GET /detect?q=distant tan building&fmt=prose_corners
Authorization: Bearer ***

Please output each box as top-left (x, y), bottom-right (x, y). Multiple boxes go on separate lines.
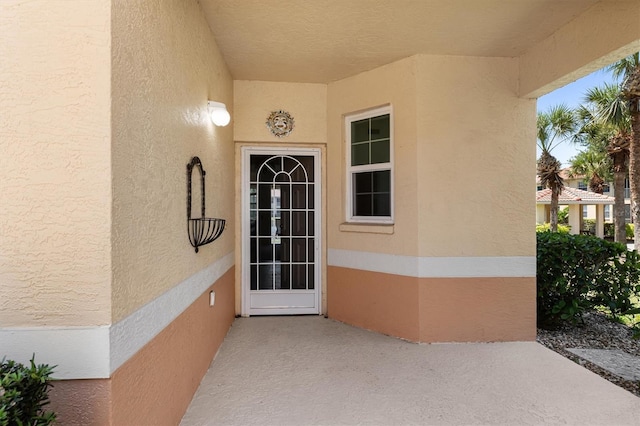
top-left (536, 168), bottom-right (631, 226)
top-left (536, 186), bottom-right (615, 236)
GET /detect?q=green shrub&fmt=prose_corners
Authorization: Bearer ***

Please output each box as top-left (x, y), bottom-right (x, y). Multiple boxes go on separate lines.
top-left (536, 223), bottom-right (571, 233)
top-left (558, 207), bottom-right (569, 224)
top-left (604, 222), bottom-right (615, 238)
top-left (583, 218), bottom-right (596, 234)
top-left (627, 223), bottom-right (635, 240)
top-left (0, 356), bottom-right (56, 426)
top-left (536, 232), bottom-right (640, 328)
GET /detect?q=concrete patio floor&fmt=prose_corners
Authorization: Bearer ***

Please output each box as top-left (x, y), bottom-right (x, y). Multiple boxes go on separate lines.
top-left (181, 316), bottom-right (640, 425)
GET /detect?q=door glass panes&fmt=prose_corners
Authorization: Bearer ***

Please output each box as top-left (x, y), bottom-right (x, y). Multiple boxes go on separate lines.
top-left (308, 265), bottom-right (315, 289)
top-left (250, 265), bottom-right (257, 290)
top-left (292, 238), bottom-right (306, 262)
top-left (292, 211), bottom-right (306, 235)
top-left (308, 212), bottom-right (315, 236)
top-left (291, 264), bottom-right (306, 289)
top-left (292, 185), bottom-right (307, 209)
top-left (249, 154), bottom-right (316, 292)
top-left (280, 238), bottom-right (290, 262)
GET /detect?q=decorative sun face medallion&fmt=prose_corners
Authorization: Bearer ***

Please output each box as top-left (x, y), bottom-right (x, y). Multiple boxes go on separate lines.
top-left (266, 110), bottom-right (295, 137)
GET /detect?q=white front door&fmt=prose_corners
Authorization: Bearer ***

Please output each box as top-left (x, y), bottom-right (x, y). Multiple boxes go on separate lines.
top-left (242, 148), bottom-right (321, 315)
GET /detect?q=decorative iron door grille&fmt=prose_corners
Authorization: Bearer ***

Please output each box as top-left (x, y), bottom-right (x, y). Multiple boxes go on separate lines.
top-left (245, 151), bottom-right (320, 315)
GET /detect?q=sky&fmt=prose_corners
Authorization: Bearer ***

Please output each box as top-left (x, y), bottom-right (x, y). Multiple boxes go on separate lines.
top-left (536, 66), bottom-right (620, 167)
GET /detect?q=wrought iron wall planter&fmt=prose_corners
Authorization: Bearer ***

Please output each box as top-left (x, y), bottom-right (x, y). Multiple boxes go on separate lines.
top-left (187, 156), bottom-right (225, 253)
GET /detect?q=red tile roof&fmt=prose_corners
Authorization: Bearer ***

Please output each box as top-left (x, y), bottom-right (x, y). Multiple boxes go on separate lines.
top-left (536, 187), bottom-right (615, 205)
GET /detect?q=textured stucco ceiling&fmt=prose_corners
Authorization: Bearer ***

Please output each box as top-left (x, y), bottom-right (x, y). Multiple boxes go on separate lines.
top-left (200, 0), bottom-right (600, 83)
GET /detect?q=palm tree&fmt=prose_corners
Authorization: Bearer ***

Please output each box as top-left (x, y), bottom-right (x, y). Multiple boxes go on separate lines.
top-left (537, 104), bottom-right (577, 232)
top-left (609, 53), bottom-right (640, 248)
top-left (569, 149), bottom-right (611, 194)
top-left (577, 86), bottom-right (630, 243)
top-left (608, 133), bottom-right (632, 242)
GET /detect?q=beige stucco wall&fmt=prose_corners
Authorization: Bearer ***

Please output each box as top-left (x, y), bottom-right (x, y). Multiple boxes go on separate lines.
top-left (234, 81), bottom-right (327, 143)
top-left (327, 57), bottom-right (420, 257)
top-left (326, 55), bottom-right (534, 258)
top-left (520, 0), bottom-right (640, 98)
top-left (0, 1), bottom-right (112, 327)
top-left (111, 0), bottom-right (234, 322)
top-left (415, 55), bottom-right (536, 257)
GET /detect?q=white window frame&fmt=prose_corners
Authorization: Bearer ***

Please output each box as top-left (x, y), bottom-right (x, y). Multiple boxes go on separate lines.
top-left (345, 105), bottom-right (394, 224)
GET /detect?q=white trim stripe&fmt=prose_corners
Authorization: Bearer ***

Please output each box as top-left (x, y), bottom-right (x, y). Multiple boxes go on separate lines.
top-left (328, 249), bottom-right (535, 278)
top-left (110, 251), bottom-right (234, 373)
top-left (0, 326), bottom-right (110, 379)
top-left (0, 253), bottom-right (234, 380)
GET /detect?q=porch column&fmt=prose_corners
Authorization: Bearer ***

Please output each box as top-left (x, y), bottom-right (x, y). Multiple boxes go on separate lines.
top-left (536, 204), bottom-right (547, 224)
top-left (595, 204), bottom-right (605, 238)
top-left (568, 204), bottom-right (581, 235)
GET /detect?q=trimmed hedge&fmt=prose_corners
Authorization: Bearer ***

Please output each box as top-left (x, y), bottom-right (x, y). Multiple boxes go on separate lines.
top-left (583, 218), bottom-right (596, 234)
top-left (603, 223), bottom-right (634, 241)
top-left (537, 232), bottom-right (640, 328)
top-left (604, 222), bottom-right (614, 238)
top-left (536, 223), bottom-right (571, 233)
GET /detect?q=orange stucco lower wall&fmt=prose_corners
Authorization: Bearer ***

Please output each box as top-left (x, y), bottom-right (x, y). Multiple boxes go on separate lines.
top-left (49, 379), bottom-right (112, 425)
top-left (48, 267), bottom-right (235, 425)
top-left (111, 267), bottom-right (235, 425)
top-left (418, 277), bottom-right (536, 342)
top-left (328, 266), bottom-right (536, 343)
top-left (327, 267), bottom-right (420, 341)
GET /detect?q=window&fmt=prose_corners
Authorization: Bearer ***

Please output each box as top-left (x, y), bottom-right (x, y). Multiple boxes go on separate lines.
top-left (625, 178), bottom-right (631, 199)
top-left (582, 205), bottom-right (588, 218)
top-left (346, 106), bottom-right (393, 222)
top-left (626, 204), bottom-right (631, 223)
top-left (604, 205), bottom-right (610, 220)
top-left (578, 181), bottom-right (587, 190)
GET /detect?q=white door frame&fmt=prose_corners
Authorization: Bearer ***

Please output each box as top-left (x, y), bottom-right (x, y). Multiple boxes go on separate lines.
top-left (241, 146), bottom-right (322, 316)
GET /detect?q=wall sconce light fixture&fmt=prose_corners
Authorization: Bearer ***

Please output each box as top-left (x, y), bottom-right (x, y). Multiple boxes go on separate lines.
top-left (207, 101), bottom-right (231, 126)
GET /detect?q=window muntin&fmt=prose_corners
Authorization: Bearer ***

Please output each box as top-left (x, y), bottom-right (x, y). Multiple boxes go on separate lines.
top-left (346, 107), bottom-right (393, 223)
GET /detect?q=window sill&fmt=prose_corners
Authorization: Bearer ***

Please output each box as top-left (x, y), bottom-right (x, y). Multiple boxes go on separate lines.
top-left (339, 222), bottom-right (394, 234)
